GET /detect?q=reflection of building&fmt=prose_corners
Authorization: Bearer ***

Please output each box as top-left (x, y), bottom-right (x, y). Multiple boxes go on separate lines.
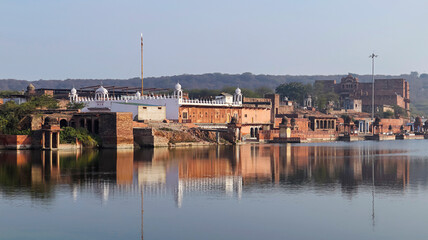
top-left (0, 144), bottom-right (415, 203)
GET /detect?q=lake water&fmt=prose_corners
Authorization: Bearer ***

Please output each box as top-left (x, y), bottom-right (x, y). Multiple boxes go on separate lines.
top-left (2, 140), bottom-right (428, 239)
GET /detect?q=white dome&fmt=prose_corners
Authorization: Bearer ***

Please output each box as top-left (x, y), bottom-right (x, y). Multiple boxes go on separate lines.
top-left (235, 87), bottom-right (241, 95)
top-left (71, 88), bottom-right (77, 95)
top-left (136, 91), bottom-right (141, 97)
top-left (96, 86), bottom-right (108, 95)
top-left (175, 82), bottom-right (182, 91)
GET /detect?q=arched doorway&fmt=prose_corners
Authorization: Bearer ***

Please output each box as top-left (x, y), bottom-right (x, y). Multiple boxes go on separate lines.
top-left (86, 119), bottom-right (92, 133)
top-left (60, 119), bottom-right (68, 128)
top-left (79, 119), bottom-right (85, 128)
top-left (250, 128), bottom-right (254, 138)
top-left (94, 119), bottom-right (99, 134)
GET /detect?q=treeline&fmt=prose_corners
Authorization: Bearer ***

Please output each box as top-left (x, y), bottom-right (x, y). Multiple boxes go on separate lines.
top-left (1, 72), bottom-right (422, 91)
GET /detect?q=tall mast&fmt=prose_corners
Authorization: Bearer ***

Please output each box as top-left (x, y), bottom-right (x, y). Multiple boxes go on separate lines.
top-left (141, 33), bottom-right (144, 94)
top-left (369, 53), bottom-right (378, 122)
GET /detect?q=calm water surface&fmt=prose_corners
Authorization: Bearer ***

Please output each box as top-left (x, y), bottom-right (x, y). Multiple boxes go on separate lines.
top-left (1, 140), bottom-right (428, 240)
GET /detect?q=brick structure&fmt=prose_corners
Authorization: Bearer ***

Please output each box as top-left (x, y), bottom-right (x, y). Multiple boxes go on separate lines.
top-left (84, 112), bottom-right (134, 149)
top-left (0, 135), bottom-right (32, 149)
top-left (27, 112), bottom-right (134, 149)
top-left (315, 74), bottom-right (410, 112)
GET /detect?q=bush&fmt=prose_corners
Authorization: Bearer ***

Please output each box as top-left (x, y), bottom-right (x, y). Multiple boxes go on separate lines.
top-left (67, 102), bottom-right (86, 110)
top-left (60, 127), bottom-right (100, 147)
top-left (159, 127), bottom-right (173, 131)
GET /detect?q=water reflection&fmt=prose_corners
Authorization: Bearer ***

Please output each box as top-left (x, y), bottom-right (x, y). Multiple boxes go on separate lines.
top-left (0, 143), bottom-right (421, 203)
top-left (2, 142), bottom-right (428, 239)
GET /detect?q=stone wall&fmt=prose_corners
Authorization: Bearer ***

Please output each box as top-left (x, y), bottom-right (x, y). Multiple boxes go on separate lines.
top-left (0, 135), bottom-right (32, 149)
top-left (241, 107), bottom-right (271, 124)
top-left (291, 130), bottom-right (338, 141)
top-left (179, 106), bottom-right (240, 123)
top-left (379, 118), bottom-right (406, 134)
top-left (99, 112), bottom-right (134, 149)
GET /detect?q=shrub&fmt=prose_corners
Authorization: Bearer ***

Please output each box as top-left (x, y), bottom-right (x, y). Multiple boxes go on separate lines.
top-left (159, 127), bottom-right (173, 131)
top-left (60, 127), bottom-right (100, 147)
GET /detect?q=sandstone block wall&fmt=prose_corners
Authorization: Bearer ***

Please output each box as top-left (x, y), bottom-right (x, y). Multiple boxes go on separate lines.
top-left (99, 112), bottom-right (134, 149)
top-left (0, 134), bottom-right (32, 149)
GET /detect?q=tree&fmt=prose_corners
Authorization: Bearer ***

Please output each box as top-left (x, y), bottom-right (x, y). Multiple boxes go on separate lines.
top-left (392, 105), bottom-right (407, 118)
top-left (255, 87), bottom-right (273, 97)
top-left (0, 95), bottom-right (59, 135)
top-left (383, 110), bottom-right (394, 119)
top-left (290, 118), bottom-right (296, 127)
top-left (0, 90), bottom-right (22, 97)
top-left (341, 115), bottom-right (352, 124)
top-left (275, 82), bottom-right (310, 105)
top-left (67, 102), bottom-right (86, 110)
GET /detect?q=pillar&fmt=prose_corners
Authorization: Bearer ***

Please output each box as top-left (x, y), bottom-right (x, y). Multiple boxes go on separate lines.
top-left (56, 132), bottom-right (60, 149)
top-left (42, 132), bottom-right (45, 149)
top-left (49, 132), bottom-right (53, 149)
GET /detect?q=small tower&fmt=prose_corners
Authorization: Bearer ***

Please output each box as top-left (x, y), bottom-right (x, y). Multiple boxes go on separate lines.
top-left (69, 87), bottom-right (78, 102)
top-left (174, 82), bottom-right (183, 99)
top-left (26, 83), bottom-right (36, 95)
top-left (233, 87), bottom-right (242, 104)
top-left (304, 94), bottom-right (312, 108)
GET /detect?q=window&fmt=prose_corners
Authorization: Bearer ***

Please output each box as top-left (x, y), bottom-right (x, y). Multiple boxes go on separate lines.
top-left (158, 107), bottom-right (162, 110)
top-left (244, 114), bottom-right (247, 118)
top-left (183, 112), bottom-right (188, 119)
top-left (143, 107), bottom-right (147, 109)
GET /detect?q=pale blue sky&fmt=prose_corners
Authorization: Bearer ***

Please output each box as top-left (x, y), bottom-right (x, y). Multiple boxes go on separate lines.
top-left (1, 0), bottom-right (427, 80)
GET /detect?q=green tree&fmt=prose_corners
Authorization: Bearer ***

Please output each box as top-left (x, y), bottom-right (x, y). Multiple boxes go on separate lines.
top-left (392, 105), bottom-right (408, 118)
top-left (255, 87), bottom-right (273, 97)
top-left (0, 95), bottom-right (59, 135)
top-left (275, 82), bottom-right (310, 104)
top-left (67, 102), bottom-right (86, 110)
top-left (383, 110), bottom-right (394, 119)
top-left (0, 90), bottom-right (22, 97)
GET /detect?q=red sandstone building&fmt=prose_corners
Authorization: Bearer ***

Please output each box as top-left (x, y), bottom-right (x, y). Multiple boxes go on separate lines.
top-left (315, 74), bottom-right (410, 113)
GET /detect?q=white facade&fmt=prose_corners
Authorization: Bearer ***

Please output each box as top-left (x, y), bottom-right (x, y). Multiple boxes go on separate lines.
top-left (70, 84), bottom-right (243, 120)
top-left (138, 105), bottom-right (166, 121)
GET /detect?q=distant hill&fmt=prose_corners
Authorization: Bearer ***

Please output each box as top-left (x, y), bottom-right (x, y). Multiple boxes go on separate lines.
top-left (1, 72), bottom-right (428, 115)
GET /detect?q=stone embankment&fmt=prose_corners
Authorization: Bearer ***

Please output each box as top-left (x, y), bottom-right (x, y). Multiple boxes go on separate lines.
top-left (134, 123), bottom-right (226, 148)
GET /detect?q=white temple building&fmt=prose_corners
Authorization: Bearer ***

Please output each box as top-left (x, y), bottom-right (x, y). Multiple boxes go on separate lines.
top-left (69, 83), bottom-right (243, 120)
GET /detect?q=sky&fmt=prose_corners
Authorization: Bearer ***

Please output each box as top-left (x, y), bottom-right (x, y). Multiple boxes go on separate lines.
top-left (1, 0), bottom-right (428, 80)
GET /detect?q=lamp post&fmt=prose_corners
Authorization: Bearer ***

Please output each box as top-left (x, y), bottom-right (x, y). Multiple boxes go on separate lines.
top-left (369, 53), bottom-right (378, 122)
